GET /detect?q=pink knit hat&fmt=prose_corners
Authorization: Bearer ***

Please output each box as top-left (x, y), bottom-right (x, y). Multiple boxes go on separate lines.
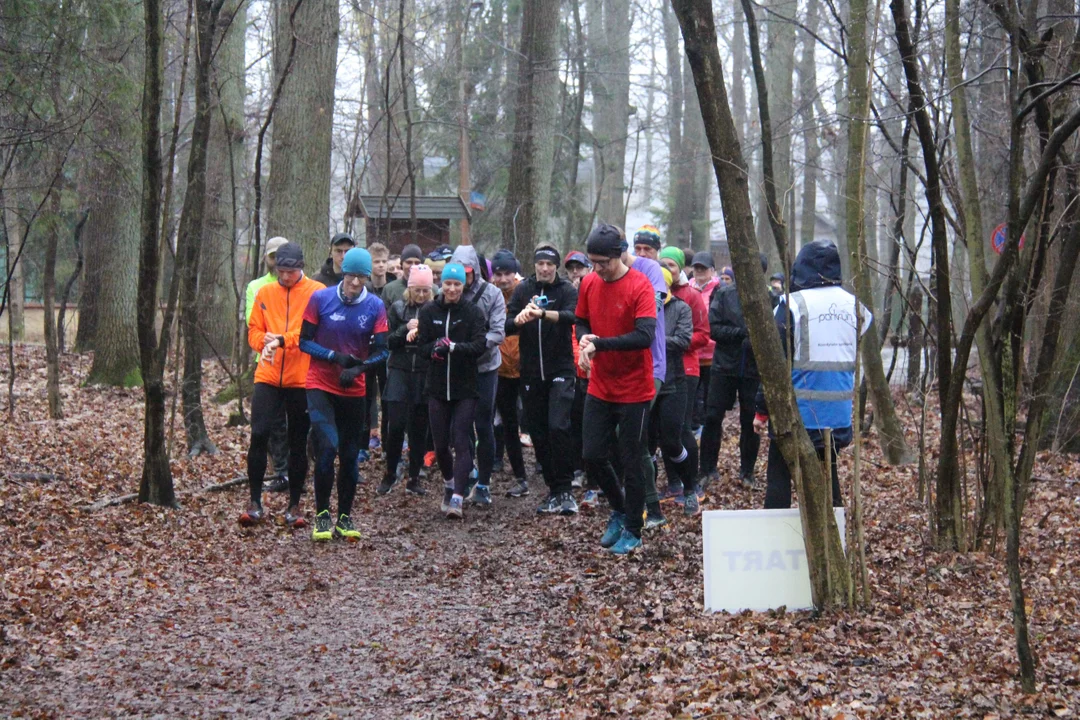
top-left (408, 264), bottom-right (434, 288)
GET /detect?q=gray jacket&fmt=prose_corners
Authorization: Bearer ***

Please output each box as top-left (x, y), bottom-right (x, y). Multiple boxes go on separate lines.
top-left (450, 245), bottom-right (505, 373)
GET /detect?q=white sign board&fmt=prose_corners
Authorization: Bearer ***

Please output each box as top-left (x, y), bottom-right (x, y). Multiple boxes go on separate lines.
top-left (702, 508), bottom-right (846, 613)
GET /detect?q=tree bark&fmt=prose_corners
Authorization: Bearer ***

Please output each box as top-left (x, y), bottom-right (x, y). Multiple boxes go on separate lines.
top-left (3, 196), bottom-right (25, 342)
top-left (43, 176), bottom-right (62, 419)
top-left (796, 0), bottom-right (819, 249)
top-left (200, 0), bottom-right (246, 359)
top-left (847, 0), bottom-right (913, 466)
top-left (561, 0), bottom-right (587, 253)
top-left (178, 0), bottom-right (224, 458)
top-left (763, 0), bottom-right (796, 269)
top-left (501, 0), bottom-right (561, 256)
top-left (138, 0), bottom-right (177, 507)
top-left (663, 0), bottom-right (690, 246)
top-left (81, 4), bottom-right (143, 387)
top-left (590, 0), bottom-right (632, 228)
top-left (266, 0), bottom-right (338, 264)
top-left (673, 0), bottom-right (851, 610)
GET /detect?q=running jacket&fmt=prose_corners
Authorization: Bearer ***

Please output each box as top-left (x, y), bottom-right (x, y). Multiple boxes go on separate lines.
top-left (386, 299), bottom-right (430, 375)
top-left (504, 272), bottom-right (579, 380)
top-left (450, 245), bottom-right (506, 373)
top-left (248, 275), bottom-right (325, 388)
top-left (416, 295), bottom-right (488, 401)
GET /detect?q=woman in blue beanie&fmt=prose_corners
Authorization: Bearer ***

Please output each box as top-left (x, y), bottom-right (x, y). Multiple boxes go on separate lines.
top-left (415, 262), bottom-right (488, 519)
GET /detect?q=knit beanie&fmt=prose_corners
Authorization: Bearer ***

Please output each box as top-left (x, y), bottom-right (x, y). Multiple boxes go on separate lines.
top-left (659, 246), bottom-right (685, 270)
top-left (585, 224), bottom-right (627, 258)
top-left (408, 264), bottom-right (434, 288)
top-left (401, 244), bottom-right (423, 263)
top-left (274, 242), bottom-right (304, 269)
top-left (633, 225), bottom-right (662, 250)
top-left (491, 249), bottom-right (519, 274)
top-left (342, 247), bottom-right (373, 276)
top-left (442, 263), bottom-right (467, 285)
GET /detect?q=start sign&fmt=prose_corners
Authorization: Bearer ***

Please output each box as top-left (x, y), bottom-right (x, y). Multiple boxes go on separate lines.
top-left (702, 508), bottom-right (846, 613)
top-left (990, 222), bottom-right (1025, 255)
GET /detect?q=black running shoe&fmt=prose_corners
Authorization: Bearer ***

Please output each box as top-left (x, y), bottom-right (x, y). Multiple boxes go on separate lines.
top-left (536, 494), bottom-right (561, 515)
top-left (376, 474), bottom-right (397, 496)
top-left (405, 477), bottom-right (427, 496)
top-left (506, 478), bottom-right (529, 498)
top-left (266, 475), bottom-right (289, 493)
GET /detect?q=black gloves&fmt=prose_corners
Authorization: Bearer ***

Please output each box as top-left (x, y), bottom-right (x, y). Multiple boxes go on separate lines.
top-left (339, 366), bottom-right (364, 388)
top-left (332, 352), bottom-right (363, 368)
top-left (431, 337), bottom-right (451, 362)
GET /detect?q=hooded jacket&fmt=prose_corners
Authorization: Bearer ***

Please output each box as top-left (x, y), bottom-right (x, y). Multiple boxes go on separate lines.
top-left (756, 241), bottom-right (871, 448)
top-left (660, 295), bottom-right (693, 392)
top-left (504, 261), bottom-right (579, 381)
top-left (693, 275), bottom-right (721, 365)
top-left (709, 282), bottom-right (760, 379)
top-left (312, 257), bottom-right (343, 289)
top-left (386, 298), bottom-right (430, 375)
top-left (670, 282), bottom-right (710, 377)
top-left (417, 293), bottom-right (489, 401)
top-left (450, 245), bottom-right (506, 373)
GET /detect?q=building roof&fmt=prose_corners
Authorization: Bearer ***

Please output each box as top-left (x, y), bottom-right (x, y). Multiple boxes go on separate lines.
top-left (353, 195), bottom-right (471, 222)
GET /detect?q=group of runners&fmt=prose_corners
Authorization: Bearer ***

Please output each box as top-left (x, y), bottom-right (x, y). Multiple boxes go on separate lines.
top-left (241, 223), bottom-right (870, 555)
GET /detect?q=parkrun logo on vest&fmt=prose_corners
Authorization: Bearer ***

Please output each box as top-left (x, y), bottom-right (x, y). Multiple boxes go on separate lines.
top-left (817, 303), bottom-right (855, 325)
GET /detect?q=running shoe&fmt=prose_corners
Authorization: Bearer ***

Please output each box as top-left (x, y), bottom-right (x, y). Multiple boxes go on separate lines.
top-left (238, 501), bottom-right (264, 527)
top-left (520, 433), bottom-right (533, 447)
top-left (506, 477), bottom-right (529, 497)
top-left (571, 470), bottom-right (585, 489)
top-left (683, 492), bottom-right (700, 516)
top-left (536, 494), bottom-right (561, 515)
top-left (609, 529), bottom-right (642, 555)
top-left (700, 470), bottom-right (719, 490)
top-left (740, 471), bottom-right (756, 489)
top-left (311, 510), bottom-right (333, 542)
top-left (284, 504), bottom-right (306, 528)
top-left (660, 482), bottom-right (685, 504)
top-left (424, 451), bottom-right (436, 468)
top-left (558, 492), bottom-right (579, 516)
top-left (644, 504), bottom-right (668, 530)
top-left (266, 475), bottom-right (289, 493)
top-left (369, 435), bottom-right (381, 451)
top-left (335, 514), bottom-right (362, 541)
top-left (441, 487), bottom-right (454, 514)
top-left (580, 489), bottom-right (600, 509)
top-left (468, 484), bottom-right (492, 508)
top-left (446, 495), bottom-right (464, 519)
top-left (357, 449), bottom-right (370, 464)
top-left (492, 459), bottom-right (504, 475)
top-left (376, 474), bottom-right (397, 496)
top-left (600, 512), bottom-right (626, 548)
top-left (406, 477), bottom-right (426, 496)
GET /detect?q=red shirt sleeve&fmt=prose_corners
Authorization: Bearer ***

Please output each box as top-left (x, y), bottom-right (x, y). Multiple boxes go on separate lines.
top-left (575, 276), bottom-right (592, 323)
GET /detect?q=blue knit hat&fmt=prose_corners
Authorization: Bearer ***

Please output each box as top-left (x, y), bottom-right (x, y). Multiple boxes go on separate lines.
top-left (442, 262), bottom-right (467, 285)
top-left (342, 247), bottom-right (372, 276)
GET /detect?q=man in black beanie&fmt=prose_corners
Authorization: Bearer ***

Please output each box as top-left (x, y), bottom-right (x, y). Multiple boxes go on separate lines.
top-left (506, 243), bottom-right (580, 515)
top-left (381, 243), bottom-right (425, 308)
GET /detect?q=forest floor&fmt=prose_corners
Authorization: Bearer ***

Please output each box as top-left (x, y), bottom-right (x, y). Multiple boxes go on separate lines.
top-left (1, 344), bottom-right (1079, 718)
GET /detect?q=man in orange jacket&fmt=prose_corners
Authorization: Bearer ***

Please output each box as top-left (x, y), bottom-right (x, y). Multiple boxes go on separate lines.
top-left (240, 242), bottom-right (325, 528)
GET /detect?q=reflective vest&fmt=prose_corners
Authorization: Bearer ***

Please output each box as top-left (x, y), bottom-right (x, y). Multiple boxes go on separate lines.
top-left (781, 285), bottom-right (871, 430)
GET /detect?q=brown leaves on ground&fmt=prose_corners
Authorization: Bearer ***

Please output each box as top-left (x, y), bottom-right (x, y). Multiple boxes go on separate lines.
top-left (1, 345), bottom-right (1079, 718)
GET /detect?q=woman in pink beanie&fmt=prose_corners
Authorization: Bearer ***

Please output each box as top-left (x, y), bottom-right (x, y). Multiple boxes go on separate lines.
top-left (379, 261), bottom-right (435, 496)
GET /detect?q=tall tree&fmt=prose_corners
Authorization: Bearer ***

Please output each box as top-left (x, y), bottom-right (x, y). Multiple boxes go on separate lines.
top-left (80, 5), bottom-right (143, 386)
top-left (673, 0), bottom-right (852, 609)
top-left (763, 0), bottom-right (796, 270)
top-left (589, 0), bottom-right (632, 227)
top-left (796, 0), bottom-right (819, 249)
top-left (266, 0), bottom-right (338, 263)
top-left (178, 0), bottom-right (226, 458)
top-left (846, 0), bottom-right (913, 466)
top-left (501, 0), bottom-right (561, 256)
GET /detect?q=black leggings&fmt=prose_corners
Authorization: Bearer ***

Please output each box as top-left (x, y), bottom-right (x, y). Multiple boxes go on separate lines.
top-left (582, 396), bottom-right (650, 536)
top-left (248, 383), bottom-right (310, 506)
top-left (494, 376), bottom-right (526, 478)
top-left (763, 437), bottom-right (844, 509)
top-left (307, 389), bottom-right (366, 517)
top-left (428, 397), bottom-right (478, 496)
top-left (385, 400), bottom-right (428, 480)
top-left (570, 377), bottom-right (588, 475)
top-left (650, 379), bottom-right (694, 490)
top-left (700, 371), bottom-right (761, 477)
top-left (680, 375), bottom-right (699, 490)
top-left (522, 376), bottom-right (576, 495)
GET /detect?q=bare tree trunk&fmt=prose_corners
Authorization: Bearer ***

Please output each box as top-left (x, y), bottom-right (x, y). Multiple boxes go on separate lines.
top-left (673, 0), bottom-right (851, 610)
top-left (501, 0), bottom-right (561, 256)
top-left (591, 0), bottom-right (632, 227)
top-left (138, 0), bottom-right (177, 507)
top-left (178, 0), bottom-right (225, 458)
top-left (796, 0), bottom-right (819, 250)
top-left (662, 0), bottom-right (690, 246)
top-left (847, 0), bottom-right (914, 466)
top-left (57, 210), bottom-right (87, 356)
top-left (561, 0), bottom-right (587, 253)
top-left (43, 177), bottom-right (63, 419)
top-left (763, 0), bottom-right (796, 269)
top-left (266, 0), bottom-right (338, 263)
top-left (4, 199), bottom-right (24, 342)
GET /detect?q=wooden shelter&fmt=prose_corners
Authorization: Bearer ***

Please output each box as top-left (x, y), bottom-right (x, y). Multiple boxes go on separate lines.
top-left (349, 195), bottom-right (471, 255)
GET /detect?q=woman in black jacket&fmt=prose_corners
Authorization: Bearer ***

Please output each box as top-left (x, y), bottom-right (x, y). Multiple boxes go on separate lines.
top-left (416, 263), bottom-right (487, 519)
top-left (378, 265), bottom-right (435, 497)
